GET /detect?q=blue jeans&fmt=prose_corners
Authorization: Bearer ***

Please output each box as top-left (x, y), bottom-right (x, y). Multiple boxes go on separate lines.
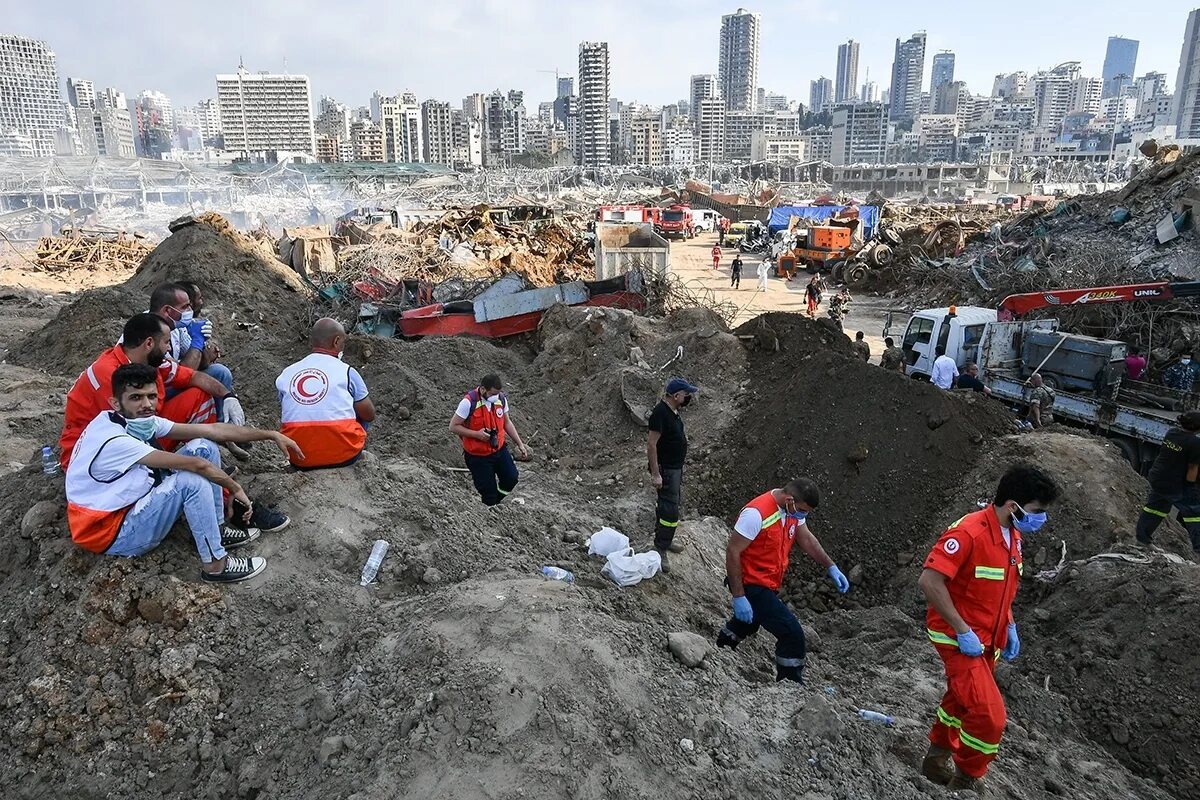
top-left (105, 439), bottom-right (227, 563)
top-left (203, 363), bottom-right (233, 418)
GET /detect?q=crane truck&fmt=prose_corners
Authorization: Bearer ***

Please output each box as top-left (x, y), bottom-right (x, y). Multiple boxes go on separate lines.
top-left (893, 281), bottom-right (1200, 473)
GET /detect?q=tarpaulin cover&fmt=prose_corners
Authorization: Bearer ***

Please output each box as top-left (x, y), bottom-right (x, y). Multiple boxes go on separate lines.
top-left (769, 205), bottom-right (880, 239)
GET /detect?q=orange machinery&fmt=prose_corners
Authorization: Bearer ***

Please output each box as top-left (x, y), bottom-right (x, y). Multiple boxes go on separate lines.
top-left (790, 224), bottom-right (856, 273)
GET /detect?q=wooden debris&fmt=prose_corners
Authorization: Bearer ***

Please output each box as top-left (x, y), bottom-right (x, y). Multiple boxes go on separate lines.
top-left (34, 227), bottom-right (152, 272)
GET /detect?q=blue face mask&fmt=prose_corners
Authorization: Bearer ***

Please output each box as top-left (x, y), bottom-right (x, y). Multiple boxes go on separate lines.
top-left (787, 512), bottom-right (808, 524)
top-left (124, 416), bottom-right (158, 442)
top-left (1013, 504), bottom-right (1047, 534)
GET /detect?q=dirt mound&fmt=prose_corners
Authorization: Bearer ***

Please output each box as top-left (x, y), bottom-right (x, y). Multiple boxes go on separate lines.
top-left (698, 313), bottom-right (1015, 605)
top-left (11, 213), bottom-right (313, 378)
top-left (1021, 555), bottom-right (1200, 797)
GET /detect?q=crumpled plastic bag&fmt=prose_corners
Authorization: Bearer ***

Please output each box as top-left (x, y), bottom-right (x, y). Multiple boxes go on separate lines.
top-left (587, 526), bottom-right (630, 557)
top-left (601, 547), bottom-right (661, 587)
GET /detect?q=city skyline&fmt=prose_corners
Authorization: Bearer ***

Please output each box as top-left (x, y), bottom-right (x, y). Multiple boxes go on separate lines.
top-left (4, 0), bottom-right (1185, 112)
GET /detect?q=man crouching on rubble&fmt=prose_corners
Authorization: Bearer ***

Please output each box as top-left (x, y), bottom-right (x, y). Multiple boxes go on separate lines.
top-left (716, 479), bottom-right (851, 683)
top-left (65, 364), bottom-right (303, 583)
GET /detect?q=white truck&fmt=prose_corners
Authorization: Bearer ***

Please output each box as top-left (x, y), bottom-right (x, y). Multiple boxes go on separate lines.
top-left (687, 208), bottom-right (723, 233)
top-left (894, 304), bottom-right (1192, 473)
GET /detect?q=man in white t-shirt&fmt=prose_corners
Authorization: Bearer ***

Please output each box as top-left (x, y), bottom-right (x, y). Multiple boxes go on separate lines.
top-left (930, 346), bottom-right (959, 390)
top-left (65, 363), bottom-right (303, 583)
top-left (716, 479), bottom-right (851, 684)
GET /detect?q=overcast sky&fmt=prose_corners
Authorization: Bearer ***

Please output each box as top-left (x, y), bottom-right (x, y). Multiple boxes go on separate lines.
top-left (6, 1), bottom-right (1191, 110)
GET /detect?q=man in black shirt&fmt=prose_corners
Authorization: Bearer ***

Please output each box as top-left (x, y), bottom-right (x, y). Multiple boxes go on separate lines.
top-left (1136, 411), bottom-right (1200, 553)
top-left (956, 363), bottom-right (992, 396)
top-left (730, 255), bottom-right (743, 288)
top-left (647, 378), bottom-right (698, 572)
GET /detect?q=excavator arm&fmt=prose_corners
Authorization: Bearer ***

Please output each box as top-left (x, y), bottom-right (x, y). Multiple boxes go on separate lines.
top-left (998, 281), bottom-right (1200, 319)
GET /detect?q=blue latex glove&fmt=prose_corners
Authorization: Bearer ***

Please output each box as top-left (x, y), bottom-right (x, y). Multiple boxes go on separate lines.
top-left (732, 595), bottom-right (753, 624)
top-left (828, 564), bottom-right (850, 593)
top-left (185, 320), bottom-right (208, 352)
top-left (1002, 623), bottom-right (1020, 662)
top-left (956, 629), bottom-right (984, 657)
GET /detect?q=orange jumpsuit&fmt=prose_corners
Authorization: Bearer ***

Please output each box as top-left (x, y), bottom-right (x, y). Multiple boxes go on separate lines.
top-left (922, 506), bottom-right (1022, 779)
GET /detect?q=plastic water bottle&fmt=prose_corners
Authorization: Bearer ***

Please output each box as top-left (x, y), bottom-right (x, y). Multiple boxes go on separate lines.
top-left (858, 709), bottom-right (895, 726)
top-left (360, 540), bottom-right (389, 586)
top-left (541, 566), bottom-right (574, 584)
top-left (41, 446), bottom-right (58, 476)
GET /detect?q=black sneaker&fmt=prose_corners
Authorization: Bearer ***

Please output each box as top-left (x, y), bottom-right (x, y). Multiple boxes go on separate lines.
top-left (249, 505), bottom-right (290, 533)
top-left (200, 555), bottom-right (266, 583)
top-left (223, 464), bottom-right (239, 478)
top-left (221, 525), bottom-right (261, 550)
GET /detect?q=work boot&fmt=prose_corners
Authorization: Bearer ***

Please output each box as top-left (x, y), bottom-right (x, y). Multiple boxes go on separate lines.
top-left (947, 768), bottom-right (983, 793)
top-left (667, 539), bottom-right (685, 554)
top-left (656, 548), bottom-right (671, 574)
top-left (920, 745), bottom-right (955, 785)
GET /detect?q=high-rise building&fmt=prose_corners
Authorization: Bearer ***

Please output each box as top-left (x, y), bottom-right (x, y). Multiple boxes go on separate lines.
top-left (1173, 9), bottom-right (1200, 139)
top-left (216, 66), bottom-right (314, 157)
top-left (557, 76), bottom-right (574, 99)
top-left (718, 8), bottom-right (761, 112)
top-left (577, 41), bottom-right (611, 166)
top-left (66, 78), bottom-right (96, 112)
top-left (992, 72), bottom-right (1030, 99)
top-left (1032, 62), bottom-right (1082, 129)
top-left (696, 97), bottom-right (726, 161)
top-left (931, 51), bottom-right (955, 94)
top-left (831, 102), bottom-right (887, 165)
top-left (482, 90), bottom-right (526, 166)
top-left (1102, 36), bottom-right (1139, 98)
top-left (379, 93), bottom-right (423, 163)
top-left (835, 40), bottom-right (860, 103)
top-left (133, 90), bottom-right (174, 158)
top-left (630, 114), bottom-right (663, 165)
top-left (809, 77), bottom-right (833, 114)
top-left (314, 98), bottom-right (352, 162)
top-left (421, 100), bottom-right (454, 166)
top-left (450, 108), bottom-right (484, 168)
top-left (0, 35), bottom-right (65, 157)
top-left (350, 120), bottom-right (385, 162)
top-left (889, 31), bottom-right (927, 123)
top-left (1133, 71), bottom-right (1169, 115)
top-left (690, 74), bottom-right (720, 128)
top-left (860, 81), bottom-right (880, 103)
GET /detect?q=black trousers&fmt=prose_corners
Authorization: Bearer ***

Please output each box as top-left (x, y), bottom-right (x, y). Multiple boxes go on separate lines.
top-left (654, 467), bottom-right (682, 551)
top-left (464, 446), bottom-right (519, 506)
top-left (1137, 485), bottom-right (1200, 551)
top-left (717, 583), bottom-right (807, 682)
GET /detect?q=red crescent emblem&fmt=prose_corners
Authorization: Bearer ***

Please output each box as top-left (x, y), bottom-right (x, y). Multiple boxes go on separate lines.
top-left (289, 369), bottom-right (329, 405)
top-left (297, 375), bottom-right (320, 398)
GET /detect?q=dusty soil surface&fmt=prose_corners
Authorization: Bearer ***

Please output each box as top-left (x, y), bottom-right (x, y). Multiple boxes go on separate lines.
top-left (0, 217), bottom-right (1194, 800)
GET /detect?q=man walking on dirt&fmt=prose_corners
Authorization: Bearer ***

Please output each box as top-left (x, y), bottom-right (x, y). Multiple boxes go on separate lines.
top-left (450, 374), bottom-right (530, 506)
top-left (711, 243), bottom-right (722, 270)
top-left (805, 275), bottom-right (821, 318)
top-left (1135, 410), bottom-right (1200, 555)
top-left (66, 363), bottom-right (303, 583)
top-left (647, 379), bottom-right (698, 573)
top-left (757, 259), bottom-right (770, 292)
top-left (918, 464), bottom-right (1059, 790)
top-left (730, 255), bottom-right (743, 289)
top-left (717, 479), bottom-right (851, 683)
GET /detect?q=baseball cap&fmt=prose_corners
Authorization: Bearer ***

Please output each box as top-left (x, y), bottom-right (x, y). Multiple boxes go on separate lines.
top-left (666, 378), bottom-right (699, 395)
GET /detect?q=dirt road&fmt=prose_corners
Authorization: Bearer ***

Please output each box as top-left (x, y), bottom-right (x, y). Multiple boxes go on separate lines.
top-left (672, 232), bottom-right (905, 363)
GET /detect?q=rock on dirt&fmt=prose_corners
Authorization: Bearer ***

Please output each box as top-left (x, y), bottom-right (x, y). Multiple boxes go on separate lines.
top-left (667, 631), bottom-right (712, 668)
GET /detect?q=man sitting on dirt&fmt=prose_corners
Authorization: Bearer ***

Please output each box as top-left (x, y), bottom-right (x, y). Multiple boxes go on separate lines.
top-left (918, 464), bottom-right (1059, 790)
top-left (879, 337), bottom-right (905, 373)
top-left (851, 331), bottom-right (870, 362)
top-left (1135, 410), bottom-right (1200, 555)
top-left (449, 374), bottom-right (530, 506)
top-left (276, 318), bottom-right (376, 470)
top-left (66, 363), bottom-right (303, 583)
top-left (61, 313), bottom-right (243, 469)
top-left (716, 479), bottom-right (851, 684)
top-left (179, 281), bottom-right (233, 395)
top-left (1025, 373), bottom-right (1055, 428)
top-left (146, 281), bottom-right (211, 370)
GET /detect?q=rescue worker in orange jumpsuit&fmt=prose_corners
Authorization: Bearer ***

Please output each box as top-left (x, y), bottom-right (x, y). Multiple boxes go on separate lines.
top-left (449, 373), bottom-right (530, 506)
top-left (716, 478), bottom-right (851, 683)
top-left (918, 464), bottom-right (1059, 790)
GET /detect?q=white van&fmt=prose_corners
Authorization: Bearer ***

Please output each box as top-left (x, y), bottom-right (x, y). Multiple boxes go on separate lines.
top-left (900, 306), bottom-right (999, 379)
top-left (688, 209), bottom-right (722, 233)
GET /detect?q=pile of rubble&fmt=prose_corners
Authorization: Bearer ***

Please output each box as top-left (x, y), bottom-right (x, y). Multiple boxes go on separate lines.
top-left (33, 227), bottom-right (152, 273)
top-left (333, 206), bottom-right (594, 298)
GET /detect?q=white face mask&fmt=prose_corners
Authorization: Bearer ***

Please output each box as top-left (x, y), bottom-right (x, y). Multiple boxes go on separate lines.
top-left (484, 393), bottom-right (501, 406)
top-left (124, 416), bottom-right (158, 442)
top-left (1184, 359), bottom-right (1192, 366)
top-left (179, 309), bottom-right (194, 326)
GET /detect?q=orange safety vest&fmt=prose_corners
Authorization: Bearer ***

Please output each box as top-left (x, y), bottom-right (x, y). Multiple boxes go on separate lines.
top-left (739, 490), bottom-right (802, 592)
top-left (276, 352), bottom-right (367, 468)
top-left (460, 389), bottom-right (508, 456)
top-left (65, 412), bottom-right (159, 553)
top-left (923, 507), bottom-right (1023, 655)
